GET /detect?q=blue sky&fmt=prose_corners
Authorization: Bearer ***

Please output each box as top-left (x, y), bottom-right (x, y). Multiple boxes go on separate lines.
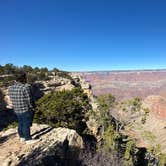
top-left (0, 0), bottom-right (166, 71)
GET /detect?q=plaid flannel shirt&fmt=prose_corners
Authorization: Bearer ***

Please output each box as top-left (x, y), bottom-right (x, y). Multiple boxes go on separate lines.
top-left (8, 82), bottom-right (34, 113)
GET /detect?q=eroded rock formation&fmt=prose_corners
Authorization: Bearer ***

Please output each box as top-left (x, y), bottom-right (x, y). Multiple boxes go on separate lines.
top-left (144, 95), bottom-right (166, 119)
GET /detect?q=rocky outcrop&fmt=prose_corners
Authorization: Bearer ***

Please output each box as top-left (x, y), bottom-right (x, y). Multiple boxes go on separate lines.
top-left (71, 73), bottom-right (92, 98)
top-left (38, 76), bottom-right (75, 93)
top-left (0, 88), bottom-right (19, 110)
top-left (144, 95), bottom-right (166, 119)
top-left (71, 73), bottom-right (100, 136)
top-left (0, 124), bottom-right (84, 166)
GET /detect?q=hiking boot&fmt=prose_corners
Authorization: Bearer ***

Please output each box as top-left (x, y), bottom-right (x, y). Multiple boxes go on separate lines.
top-left (20, 138), bottom-right (25, 142)
top-left (25, 139), bottom-right (40, 144)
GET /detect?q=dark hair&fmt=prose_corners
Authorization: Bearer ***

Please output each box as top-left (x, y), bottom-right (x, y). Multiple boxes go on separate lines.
top-left (15, 71), bottom-right (27, 83)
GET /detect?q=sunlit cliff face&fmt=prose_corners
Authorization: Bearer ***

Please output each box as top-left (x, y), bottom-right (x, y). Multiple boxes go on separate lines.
top-left (144, 95), bottom-right (166, 119)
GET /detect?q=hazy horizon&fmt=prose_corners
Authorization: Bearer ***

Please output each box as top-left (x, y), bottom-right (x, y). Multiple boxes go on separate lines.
top-left (1, 63), bottom-right (166, 73)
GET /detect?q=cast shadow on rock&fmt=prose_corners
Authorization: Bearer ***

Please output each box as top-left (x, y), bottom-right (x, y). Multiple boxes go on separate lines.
top-left (18, 139), bottom-right (82, 166)
top-left (0, 109), bottom-right (17, 132)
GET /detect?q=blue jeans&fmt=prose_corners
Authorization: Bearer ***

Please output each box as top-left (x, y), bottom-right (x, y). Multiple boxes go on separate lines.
top-left (16, 111), bottom-right (34, 140)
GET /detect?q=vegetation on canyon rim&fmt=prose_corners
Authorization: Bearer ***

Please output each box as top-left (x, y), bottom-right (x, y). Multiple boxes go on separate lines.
top-left (0, 63), bottom-right (73, 87)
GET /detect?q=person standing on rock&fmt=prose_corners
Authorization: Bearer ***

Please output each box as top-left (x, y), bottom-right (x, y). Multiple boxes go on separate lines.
top-left (8, 71), bottom-right (38, 144)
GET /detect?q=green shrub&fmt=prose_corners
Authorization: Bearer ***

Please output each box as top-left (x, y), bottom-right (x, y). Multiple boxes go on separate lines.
top-left (38, 72), bottom-right (50, 81)
top-left (97, 94), bottom-right (116, 111)
top-left (158, 153), bottom-right (166, 166)
top-left (96, 94), bottom-right (116, 132)
top-left (34, 88), bottom-right (91, 133)
top-left (94, 94), bottom-right (122, 152)
top-left (0, 76), bottom-right (15, 87)
top-left (0, 64), bottom-right (72, 82)
top-left (102, 124), bottom-right (116, 151)
top-left (124, 139), bottom-right (137, 166)
top-left (141, 108), bottom-right (150, 124)
top-left (122, 97), bottom-right (142, 113)
top-left (141, 130), bottom-right (156, 143)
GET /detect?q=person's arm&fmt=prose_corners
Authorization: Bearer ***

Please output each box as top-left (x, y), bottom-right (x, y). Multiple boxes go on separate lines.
top-left (23, 86), bottom-right (35, 110)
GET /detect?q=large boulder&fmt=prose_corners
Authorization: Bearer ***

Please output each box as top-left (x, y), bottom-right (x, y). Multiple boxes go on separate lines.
top-left (0, 124), bottom-right (84, 166)
top-left (0, 89), bottom-right (13, 110)
top-left (39, 76), bottom-right (75, 93)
